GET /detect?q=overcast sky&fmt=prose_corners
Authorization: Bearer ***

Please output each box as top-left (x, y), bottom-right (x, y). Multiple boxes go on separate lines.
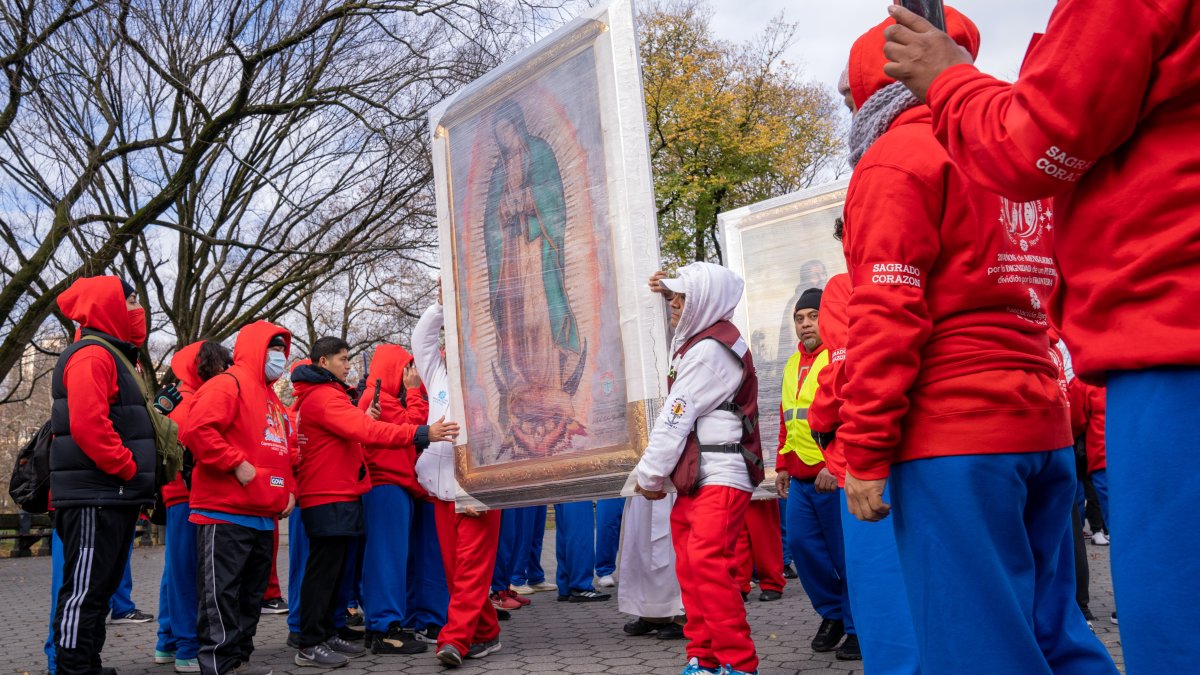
top-left (707, 1), bottom-right (1056, 94)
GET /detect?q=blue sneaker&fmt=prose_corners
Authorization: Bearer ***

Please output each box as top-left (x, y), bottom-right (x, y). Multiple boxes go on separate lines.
top-left (720, 666), bottom-right (759, 675)
top-left (681, 657), bottom-right (720, 674)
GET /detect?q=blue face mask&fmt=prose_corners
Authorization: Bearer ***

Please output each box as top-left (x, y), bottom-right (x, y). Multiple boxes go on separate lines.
top-left (265, 350), bottom-right (287, 382)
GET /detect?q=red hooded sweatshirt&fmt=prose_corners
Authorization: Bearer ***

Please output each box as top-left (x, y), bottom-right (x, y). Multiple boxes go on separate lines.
top-left (1069, 378), bottom-right (1107, 475)
top-left (162, 341), bottom-right (205, 507)
top-left (293, 362), bottom-right (425, 509)
top-left (807, 274), bottom-right (850, 486)
top-left (182, 322), bottom-right (295, 518)
top-left (925, 2), bottom-right (1200, 380)
top-left (56, 276), bottom-right (143, 482)
top-left (357, 345), bottom-right (430, 499)
top-left (840, 9), bottom-right (1072, 481)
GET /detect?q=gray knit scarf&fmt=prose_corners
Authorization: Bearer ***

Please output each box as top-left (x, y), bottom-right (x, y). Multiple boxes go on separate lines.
top-left (848, 81), bottom-right (921, 167)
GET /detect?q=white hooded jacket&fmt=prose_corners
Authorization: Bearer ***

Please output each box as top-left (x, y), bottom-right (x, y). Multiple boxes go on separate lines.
top-left (412, 302), bottom-right (459, 502)
top-left (634, 262), bottom-right (754, 494)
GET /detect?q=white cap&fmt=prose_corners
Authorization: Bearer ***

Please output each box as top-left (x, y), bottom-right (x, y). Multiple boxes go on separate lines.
top-left (660, 276), bottom-right (687, 295)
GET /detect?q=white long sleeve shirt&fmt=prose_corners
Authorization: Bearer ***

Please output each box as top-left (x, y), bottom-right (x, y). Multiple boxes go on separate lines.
top-left (634, 338), bottom-right (752, 494)
top-left (411, 302), bottom-right (459, 502)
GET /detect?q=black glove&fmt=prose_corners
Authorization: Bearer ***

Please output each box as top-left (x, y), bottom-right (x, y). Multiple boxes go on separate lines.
top-left (811, 428), bottom-right (836, 450)
top-left (153, 383), bottom-right (183, 415)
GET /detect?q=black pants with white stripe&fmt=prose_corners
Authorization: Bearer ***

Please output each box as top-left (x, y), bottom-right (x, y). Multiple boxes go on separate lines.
top-left (196, 523), bottom-right (273, 675)
top-left (53, 505), bottom-right (139, 675)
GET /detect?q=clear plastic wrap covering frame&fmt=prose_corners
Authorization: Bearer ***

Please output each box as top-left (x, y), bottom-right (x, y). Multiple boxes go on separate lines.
top-left (718, 178), bottom-right (851, 499)
top-left (428, 0), bottom-right (669, 512)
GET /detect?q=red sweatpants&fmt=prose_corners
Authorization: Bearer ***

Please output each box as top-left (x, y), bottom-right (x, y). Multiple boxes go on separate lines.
top-left (434, 500), bottom-right (502, 654)
top-left (736, 499), bottom-right (786, 594)
top-left (672, 485), bottom-right (757, 672)
top-left (264, 524), bottom-right (282, 601)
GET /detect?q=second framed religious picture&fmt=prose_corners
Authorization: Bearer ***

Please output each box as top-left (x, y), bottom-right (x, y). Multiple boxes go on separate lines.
top-left (429, 0), bottom-right (670, 510)
top-left (718, 179), bottom-right (851, 497)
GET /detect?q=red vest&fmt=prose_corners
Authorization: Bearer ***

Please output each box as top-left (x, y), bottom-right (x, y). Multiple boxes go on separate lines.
top-left (667, 320), bottom-right (764, 496)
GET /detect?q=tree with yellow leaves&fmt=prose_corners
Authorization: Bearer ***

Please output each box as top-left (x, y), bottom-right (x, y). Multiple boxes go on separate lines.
top-left (640, 0), bottom-right (844, 266)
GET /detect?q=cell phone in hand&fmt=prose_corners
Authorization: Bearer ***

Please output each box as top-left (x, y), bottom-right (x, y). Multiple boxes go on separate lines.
top-left (372, 378), bottom-right (382, 408)
top-left (896, 0), bottom-right (945, 32)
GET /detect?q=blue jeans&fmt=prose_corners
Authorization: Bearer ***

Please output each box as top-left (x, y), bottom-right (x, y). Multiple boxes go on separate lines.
top-left (594, 498), bottom-right (624, 577)
top-left (1107, 367), bottom-right (1200, 674)
top-left (45, 529), bottom-right (64, 673)
top-left (840, 488), bottom-right (918, 674)
top-left (785, 478), bottom-right (852, 631)
top-left (155, 503), bottom-right (199, 660)
top-left (511, 506), bottom-right (547, 586)
top-left (492, 508), bottom-right (531, 593)
top-left (554, 501), bottom-right (596, 595)
top-left (1089, 469), bottom-right (1110, 529)
top-left (287, 509), bottom-right (307, 635)
top-left (405, 500), bottom-right (448, 630)
top-left (109, 540), bottom-right (136, 617)
top-left (891, 450), bottom-right (1116, 675)
top-left (361, 485), bottom-right (413, 632)
top-left (778, 498), bottom-right (792, 566)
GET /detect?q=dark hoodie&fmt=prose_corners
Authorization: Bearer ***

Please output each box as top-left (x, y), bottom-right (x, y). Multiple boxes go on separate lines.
top-left (182, 321), bottom-right (296, 518)
top-left (50, 276), bottom-right (156, 508)
top-left (357, 345), bottom-right (430, 498)
top-left (292, 362), bottom-right (425, 509)
top-left (161, 341), bottom-right (205, 507)
top-left (839, 7), bottom-right (1071, 481)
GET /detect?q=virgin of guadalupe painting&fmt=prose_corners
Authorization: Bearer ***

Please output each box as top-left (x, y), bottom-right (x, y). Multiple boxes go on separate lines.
top-left (429, 0), bottom-right (670, 509)
top-left (483, 100), bottom-right (589, 459)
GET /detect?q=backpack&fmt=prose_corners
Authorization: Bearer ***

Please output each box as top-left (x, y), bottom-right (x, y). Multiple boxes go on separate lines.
top-left (8, 420), bottom-right (53, 514)
top-left (80, 336), bottom-right (185, 488)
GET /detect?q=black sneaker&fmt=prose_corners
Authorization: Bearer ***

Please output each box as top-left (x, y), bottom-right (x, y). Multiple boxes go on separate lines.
top-left (759, 590), bottom-right (783, 602)
top-left (414, 626), bottom-right (441, 644)
top-left (369, 626), bottom-right (428, 655)
top-left (835, 634), bottom-right (861, 661)
top-left (260, 598), bottom-right (289, 615)
top-left (497, 609), bottom-right (511, 621)
top-left (782, 564), bottom-right (798, 579)
top-left (1081, 606), bottom-right (1097, 621)
top-left (1111, 612), bottom-right (1119, 626)
top-left (345, 609), bottom-right (364, 627)
top-left (465, 638), bottom-right (501, 659)
top-left (623, 618), bottom-right (659, 636)
top-left (811, 618), bottom-right (845, 653)
top-left (567, 589), bottom-right (611, 603)
top-left (741, 591), bottom-right (749, 602)
top-left (294, 643), bottom-right (348, 669)
top-left (335, 626), bottom-right (364, 641)
top-left (656, 622), bottom-right (685, 640)
top-left (436, 644), bottom-right (463, 667)
top-left (325, 636), bottom-right (366, 658)
top-left (287, 632), bottom-right (301, 649)
top-left (109, 609), bottom-right (154, 624)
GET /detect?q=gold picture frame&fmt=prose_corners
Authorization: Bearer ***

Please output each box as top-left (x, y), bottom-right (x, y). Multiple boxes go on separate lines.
top-left (429, 0), bottom-right (668, 509)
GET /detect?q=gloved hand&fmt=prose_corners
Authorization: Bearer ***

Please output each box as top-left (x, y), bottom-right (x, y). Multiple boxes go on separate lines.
top-left (811, 428), bottom-right (836, 450)
top-left (153, 383), bottom-right (183, 415)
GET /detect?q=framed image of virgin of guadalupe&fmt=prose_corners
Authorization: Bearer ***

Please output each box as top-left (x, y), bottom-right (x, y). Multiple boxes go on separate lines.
top-left (429, 0), bottom-right (669, 510)
top-left (718, 179), bottom-right (850, 497)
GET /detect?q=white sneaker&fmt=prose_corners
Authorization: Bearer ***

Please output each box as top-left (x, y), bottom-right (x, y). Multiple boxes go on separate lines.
top-left (529, 581), bottom-right (558, 592)
top-left (1091, 531), bottom-right (1110, 546)
top-left (597, 575), bottom-right (616, 588)
top-left (510, 584), bottom-right (535, 595)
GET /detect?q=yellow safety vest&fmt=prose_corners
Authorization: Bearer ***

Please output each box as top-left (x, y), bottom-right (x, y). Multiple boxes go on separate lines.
top-left (778, 348), bottom-right (829, 466)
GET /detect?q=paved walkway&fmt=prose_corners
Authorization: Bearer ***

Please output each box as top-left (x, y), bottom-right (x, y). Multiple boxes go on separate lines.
top-left (2, 533), bottom-right (1122, 674)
